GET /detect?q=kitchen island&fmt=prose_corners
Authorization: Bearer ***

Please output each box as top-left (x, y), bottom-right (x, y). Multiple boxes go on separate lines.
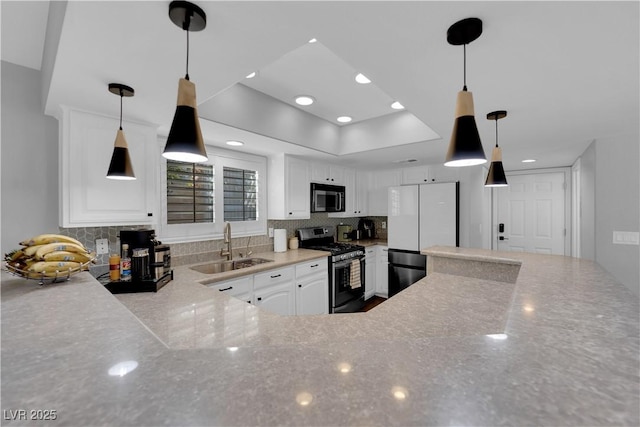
top-left (2, 247), bottom-right (638, 426)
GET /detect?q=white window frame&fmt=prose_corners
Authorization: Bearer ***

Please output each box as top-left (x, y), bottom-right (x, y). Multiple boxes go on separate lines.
top-left (157, 141), bottom-right (267, 244)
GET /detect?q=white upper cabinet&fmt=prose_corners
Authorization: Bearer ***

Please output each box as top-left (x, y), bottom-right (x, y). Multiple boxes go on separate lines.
top-left (310, 163), bottom-right (345, 184)
top-left (58, 107), bottom-right (159, 228)
top-left (402, 165), bottom-right (431, 184)
top-left (268, 154), bottom-right (310, 220)
top-left (402, 164), bottom-right (460, 184)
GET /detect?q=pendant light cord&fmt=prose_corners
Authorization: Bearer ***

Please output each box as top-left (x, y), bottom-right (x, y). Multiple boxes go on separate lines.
top-left (185, 28), bottom-right (190, 80)
top-left (463, 44), bottom-right (467, 91)
top-left (119, 88), bottom-right (123, 130)
top-left (184, 13), bottom-right (192, 81)
top-left (495, 118), bottom-right (499, 147)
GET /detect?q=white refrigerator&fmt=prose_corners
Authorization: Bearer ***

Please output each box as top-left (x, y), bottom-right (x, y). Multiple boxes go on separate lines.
top-left (387, 182), bottom-right (458, 296)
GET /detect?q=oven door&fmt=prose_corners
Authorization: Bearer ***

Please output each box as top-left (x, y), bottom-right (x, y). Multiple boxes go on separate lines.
top-left (331, 257), bottom-right (365, 313)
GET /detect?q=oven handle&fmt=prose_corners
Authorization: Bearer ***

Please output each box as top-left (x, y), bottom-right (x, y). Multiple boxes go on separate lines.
top-left (333, 257), bottom-right (364, 269)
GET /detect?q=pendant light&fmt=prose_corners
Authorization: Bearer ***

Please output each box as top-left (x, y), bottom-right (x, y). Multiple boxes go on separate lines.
top-left (444, 18), bottom-right (487, 167)
top-left (106, 83), bottom-right (135, 180)
top-left (163, 1), bottom-right (208, 163)
top-left (484, 110), bottom-right (509, 187)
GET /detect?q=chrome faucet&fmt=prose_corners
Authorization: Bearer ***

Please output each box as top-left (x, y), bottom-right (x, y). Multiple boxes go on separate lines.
top-left (220, 222), bottom-right (232, 261)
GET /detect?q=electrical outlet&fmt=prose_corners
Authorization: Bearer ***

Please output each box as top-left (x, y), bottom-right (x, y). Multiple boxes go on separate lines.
top-left (381, 221), bottom-right (386, 229)
top-left (268, 228), bottom-right (274, 238)
top-left (96, 238), bottom-right (109, 255)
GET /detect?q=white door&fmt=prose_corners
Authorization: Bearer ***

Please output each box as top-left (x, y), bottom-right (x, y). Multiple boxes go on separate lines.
top-left (495, 172), bottom-right (566, 255)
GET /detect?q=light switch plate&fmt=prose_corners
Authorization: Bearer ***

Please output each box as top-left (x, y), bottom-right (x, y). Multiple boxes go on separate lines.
top-left (612, 231), bottom-right (639, 245)
top-left (268, 228), bottom-right (274, 238)
top-left (96, 238), bottom-right (109, 254)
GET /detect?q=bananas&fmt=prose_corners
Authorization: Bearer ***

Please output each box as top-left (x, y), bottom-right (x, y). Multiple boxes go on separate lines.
top-left (19, 233), bottom-right (84, 248)
top-left (5, 233), bottom-right (94, 279)
top-left (43, 251), bottom-right (95, 263)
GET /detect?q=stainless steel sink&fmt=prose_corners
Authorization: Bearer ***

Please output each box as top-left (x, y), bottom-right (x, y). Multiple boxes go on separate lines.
top-left (190, 257), bottom-right (273, 274)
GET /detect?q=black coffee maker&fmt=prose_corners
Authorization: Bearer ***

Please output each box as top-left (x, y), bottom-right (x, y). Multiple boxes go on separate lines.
top-left (357, 218), bottom-right (375, 239)
top-left (106, 229), bottom-right (172, 294)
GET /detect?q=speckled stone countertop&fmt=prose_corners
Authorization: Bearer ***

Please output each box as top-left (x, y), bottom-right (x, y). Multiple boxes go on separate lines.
top-left (2, 247), bottom-right (638, 426)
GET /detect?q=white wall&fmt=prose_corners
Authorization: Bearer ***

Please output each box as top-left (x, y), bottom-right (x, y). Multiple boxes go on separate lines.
top-left (1, 61), bottom-right (59, 253)
top-left (579, 142), bottom-right (596, 260)
top-left (594, 133), bottom-right (640, 296)
top-left (577, 133), bottom-right (639, 296)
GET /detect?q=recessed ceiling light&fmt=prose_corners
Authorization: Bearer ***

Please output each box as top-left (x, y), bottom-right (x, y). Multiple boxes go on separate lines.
top-left (355, 73), bottom-right (371, 84)
top-left (337, 116), bottom-right (352, 123)
top-left (245, 71), bottom-right (257, 79)
top-left (522, 159), bottom-right (536, 163)
top-left (226, 140), bottom-right (244, 147)
top-left (295, 95), bottom-right (315, 106)
top-left (391, 101), bottom-right (405, 110)
top-left (308, 38), bottom-right (317, 43)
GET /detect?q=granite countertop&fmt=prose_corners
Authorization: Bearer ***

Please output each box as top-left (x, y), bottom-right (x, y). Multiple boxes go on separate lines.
top-left (2, 247), bottom-right (638, 426)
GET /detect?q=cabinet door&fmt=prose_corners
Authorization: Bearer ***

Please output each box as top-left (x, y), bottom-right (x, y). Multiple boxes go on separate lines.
top-left (255, 282), bottom-right (295, 315)
top-left (59, 107), bottom-right (158, 227)
top-left (364, 249), bottom-right (376, 300)
top-left (402, 166), bottom-right (431, 184)
top-left (310, 163), bottom-right (330, 183)
top-left (328, 168), bottom-right (355, 218)
top-left (429, 164), bottom-right (460, 183)
top-left (329, 165), bottom-right (345, 184)
top-left (286, 157), bottom-right (310, 219)
top-left (376, 246), bottom-right (389, 297)
top-left (296, 275), bottom-right (329, 315)
top-left (355, 170), bottom-right (369, 216)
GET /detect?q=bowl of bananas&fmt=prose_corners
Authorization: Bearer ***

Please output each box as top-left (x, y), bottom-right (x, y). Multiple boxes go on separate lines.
top-left (4, 233), bottom-right (96, 284)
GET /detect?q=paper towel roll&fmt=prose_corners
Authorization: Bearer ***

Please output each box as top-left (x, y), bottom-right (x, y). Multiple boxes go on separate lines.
top-left (273, 229), bottom-right (287, 253)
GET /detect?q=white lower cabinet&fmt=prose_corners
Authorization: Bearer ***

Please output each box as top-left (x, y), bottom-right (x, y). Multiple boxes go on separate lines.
top-left (296, 276), bottom-right (328, 315)
top-left (376, 246), bottom-right (389, 298)
top-left (255, 282), bottom-right (296, 316)
top-left (208, 276), bottom-right (253, 304)
top-left (364, 247), bottom-right (376, 300)
top-left (207, 258), bottom-right (329, 316)
top-left (295, 258), bottom-right (329, 315)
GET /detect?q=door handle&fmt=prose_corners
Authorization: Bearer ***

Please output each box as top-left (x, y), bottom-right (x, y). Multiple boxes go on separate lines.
top-left (499, 236), bottom-right (509, 241)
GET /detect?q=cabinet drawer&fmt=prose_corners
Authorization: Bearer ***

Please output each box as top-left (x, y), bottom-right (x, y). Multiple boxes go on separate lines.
top-left (365, 248), bottom-right (376, 259)
top-left (254, 266), bottom-right (294, 290)
top-left (208, 276), bottom-right (253, 298)
top-left (295, 258), bottom-right (328, 278)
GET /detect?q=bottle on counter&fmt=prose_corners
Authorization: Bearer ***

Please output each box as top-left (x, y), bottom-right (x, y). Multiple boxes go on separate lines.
top-left (120, 244), bottom-right (131, 282)
top-left (109, 253), bottom-right (121, 281)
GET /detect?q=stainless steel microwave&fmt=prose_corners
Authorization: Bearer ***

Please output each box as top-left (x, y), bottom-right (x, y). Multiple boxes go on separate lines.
top-left (311, 183), bottom-right (345, 213)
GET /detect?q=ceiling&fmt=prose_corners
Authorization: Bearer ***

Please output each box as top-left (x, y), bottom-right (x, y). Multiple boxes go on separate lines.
top-left (2, 1), bottom-right (638, 172)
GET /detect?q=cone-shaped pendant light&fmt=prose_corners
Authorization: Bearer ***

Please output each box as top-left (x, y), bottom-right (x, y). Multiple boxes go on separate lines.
top-left (163, 1), bottom-right (208, 163)
top-left (485, 110), bottom-right (509, 187)
top-left (106, 83), bottom-right (135, 180)
top-left (445, 18), bottom-right (487, 167)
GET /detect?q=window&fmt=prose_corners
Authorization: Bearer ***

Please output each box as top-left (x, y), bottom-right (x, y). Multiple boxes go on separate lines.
top-left (159, 143), bottom-right (267, 243)
top-left (166, 161), bottom-right (214, 224)
top-left (223, 167), bottom-right (257, 222)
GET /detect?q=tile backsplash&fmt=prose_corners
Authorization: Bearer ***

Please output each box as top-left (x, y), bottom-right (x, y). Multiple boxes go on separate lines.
top-left (60, 214), bottom-right (387, 272)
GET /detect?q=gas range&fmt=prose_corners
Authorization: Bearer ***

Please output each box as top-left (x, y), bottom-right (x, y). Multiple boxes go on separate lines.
top-left (297, 226), bottom-right (366, 313)
top-left (305, 242), bottom-right (365, 261)
top-left (297, 227), bottom-right (364, 260)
